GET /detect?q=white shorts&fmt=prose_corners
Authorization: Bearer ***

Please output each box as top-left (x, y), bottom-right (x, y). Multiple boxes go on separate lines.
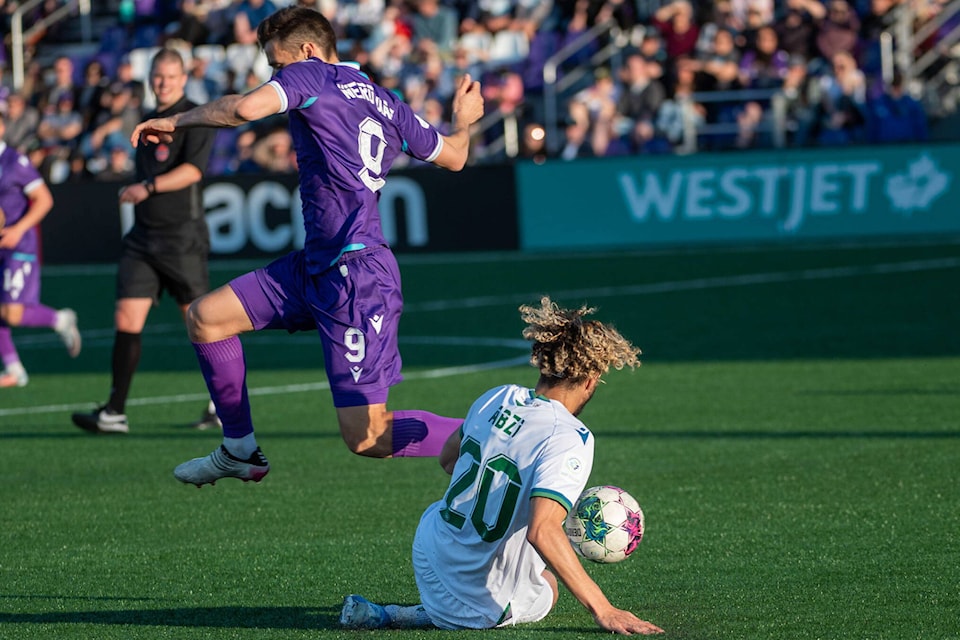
top-left (412, 537), bottom-right (555, 630)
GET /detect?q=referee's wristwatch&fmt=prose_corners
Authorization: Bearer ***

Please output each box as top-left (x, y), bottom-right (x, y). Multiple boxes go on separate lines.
top-left (142, 179), bottom-right (157, 196)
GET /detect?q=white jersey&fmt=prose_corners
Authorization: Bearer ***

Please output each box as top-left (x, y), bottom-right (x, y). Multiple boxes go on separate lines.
top-left (413, 384), bottom-right (595, 628)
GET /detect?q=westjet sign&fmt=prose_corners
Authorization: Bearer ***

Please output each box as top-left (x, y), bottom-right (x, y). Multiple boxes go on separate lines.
top-left (517, 145), bottom-right (956, 250)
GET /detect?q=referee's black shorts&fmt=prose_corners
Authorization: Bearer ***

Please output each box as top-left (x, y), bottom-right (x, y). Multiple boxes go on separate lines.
top-left (116, 229), bottom-right (210, 305)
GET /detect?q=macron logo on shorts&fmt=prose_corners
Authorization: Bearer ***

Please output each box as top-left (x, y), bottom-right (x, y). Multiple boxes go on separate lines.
top-left (351, 366), bottom-right (362, 382)
top-left (369, 315), bottom-right (384, 335)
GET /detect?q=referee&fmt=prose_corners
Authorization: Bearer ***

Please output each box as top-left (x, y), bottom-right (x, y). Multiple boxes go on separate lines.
top-left (72, 48), bottom-right (217, 434)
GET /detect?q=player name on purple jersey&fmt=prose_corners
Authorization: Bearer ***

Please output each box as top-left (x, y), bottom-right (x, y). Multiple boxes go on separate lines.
top-left (336, 81), bottom-right (396, 120)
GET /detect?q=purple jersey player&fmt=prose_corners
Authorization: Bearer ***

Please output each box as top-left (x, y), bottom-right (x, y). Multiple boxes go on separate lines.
top-left (131, 6), bottom-right (484, 486)
top-left (0, 109), bottom-right (82, 388)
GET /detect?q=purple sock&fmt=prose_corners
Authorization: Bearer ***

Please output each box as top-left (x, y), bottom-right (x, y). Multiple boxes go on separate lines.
top-left (0, 327), bottom-right (19, 367)
top-left (392, 410), bottom-right (462, 457)
top-left (193, 337), bottom-right (254, 438)
top-left (19, 304), bottom-right (58, 328)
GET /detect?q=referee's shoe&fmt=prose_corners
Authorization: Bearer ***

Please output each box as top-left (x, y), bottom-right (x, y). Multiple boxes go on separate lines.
top-left (72, 406), bottom-right (129, 434)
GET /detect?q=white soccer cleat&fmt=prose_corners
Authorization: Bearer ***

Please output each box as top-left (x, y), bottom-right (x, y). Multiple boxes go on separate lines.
top-left (173, 445), bottom-right (270, 487)
top-left (56, 309), bottom-right (82, 358)
top-left (71, 406), bottom-right (129, 434)
top-left (339, 595), bottom-right (390, 629)
top-left (0, 369), bottom-right (29, 388)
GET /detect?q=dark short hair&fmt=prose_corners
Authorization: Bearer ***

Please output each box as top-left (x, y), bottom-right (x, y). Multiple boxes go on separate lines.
top-left (257, 6), bottom-right (337, 59)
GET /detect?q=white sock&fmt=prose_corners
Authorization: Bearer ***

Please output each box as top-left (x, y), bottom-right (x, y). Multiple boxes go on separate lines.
top-left (207, 399), bottom-right (217, 415)
top-left (54, 309), bottom-right (71, 332)
top-left (384, 604), bottom-right (433, 629)
top-left (223, 434), bottom-right (258, 459)
top-left (4, 361), bottom-right (26, 376)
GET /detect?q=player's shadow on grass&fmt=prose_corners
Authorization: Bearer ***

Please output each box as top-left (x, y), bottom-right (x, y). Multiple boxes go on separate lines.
top-left (0, 605), bottom-right (340, 630)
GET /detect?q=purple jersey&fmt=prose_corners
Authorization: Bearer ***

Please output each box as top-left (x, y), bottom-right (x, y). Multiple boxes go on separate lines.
top-left (0, 142), bottom-right (44, 255)
top-left (268, 60), bottom-right (443, 272)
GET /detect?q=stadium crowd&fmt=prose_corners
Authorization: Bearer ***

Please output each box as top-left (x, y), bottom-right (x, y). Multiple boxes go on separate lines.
top-left (0, 0), bottom-right (950, 181)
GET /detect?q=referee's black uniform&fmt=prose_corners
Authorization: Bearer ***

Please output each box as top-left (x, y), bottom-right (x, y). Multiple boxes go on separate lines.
top-left (118, 96), bottom-right (215, 304)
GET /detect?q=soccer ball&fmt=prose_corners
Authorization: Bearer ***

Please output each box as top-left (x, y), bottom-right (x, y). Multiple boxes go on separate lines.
top-left (565, 485), bottom-right (644, 564)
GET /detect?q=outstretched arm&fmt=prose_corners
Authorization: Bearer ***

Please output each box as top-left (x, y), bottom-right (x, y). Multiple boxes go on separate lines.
top-left (527, 497), bottom-right (664, 635)
top-left (433, 73), bottom-right (484, 171)
top-left (130, 83), bottom-right (283, 147)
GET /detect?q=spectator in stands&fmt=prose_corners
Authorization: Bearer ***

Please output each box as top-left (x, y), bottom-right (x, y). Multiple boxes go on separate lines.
top-left (637, 29), bottom-right (666, 80)
top-left (115, 55), bottom-right (146, 111)
top-left (1, 93), bottom-right (40, 152)
top-left (409, 0), bottom-right (459, 55)
top-left (233, 0), bottom-right (278, 45)
top-left (567, 65), bottom-right (619, 157)
top-left (775, 0), bottom-right (825, 64)
top-left (185, 55), bottom-right (221, 104)
top-left (865, 70), bottom-right (928, 143)
top-left (651, 0), bottom-right (699, 60)
top-left (655, 59), bottom-right (706, 149)
top-left (617, 51), bottom-right (666, 125)
top-left (82, 82), bottom-right (141, 162)
top-left (37, 93), bottom-right (83, 153)
top-left (559, 109), bottom-right (593, 160)
top-left (739, 25), bottom-right (789, 90)
top-left (223, 128), bottom-right (260, 174)
top-left (459, 0), bottom-right (531, 71)
top-left (811, 50), bottom-right (867, 145)
top-left (816, 0), bottom-right (861, 63)
top-left (695, 27), bottom-right (742, 93)
top-left (40, 55), bottom-right (78, 110)
top-left (249, 127), bottom-right (296, 173)
top-left (335, 0), bottom-right (387, 43)
top-left (737, 1), bottom-right (774, 53)
top-left (171, 0), bottom-right (213, 45)
top-left (76, 59), bottom-right (110, 130)
top-left (572, 66), bottom-right (619, 124)
top-left (94, 141), bottom-right (136, 181)
top-left (778, 55), bottom-right (817, 145)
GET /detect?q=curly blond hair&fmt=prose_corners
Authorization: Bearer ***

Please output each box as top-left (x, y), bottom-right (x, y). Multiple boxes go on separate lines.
top-left (519, 296), bottom-right (641, 383)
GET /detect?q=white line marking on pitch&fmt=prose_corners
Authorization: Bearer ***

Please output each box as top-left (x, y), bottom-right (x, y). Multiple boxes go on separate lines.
top-left (0, 355), bottom-right (530, 418)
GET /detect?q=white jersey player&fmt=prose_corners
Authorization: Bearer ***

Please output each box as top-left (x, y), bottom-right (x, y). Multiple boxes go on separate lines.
top-left (339, 297), bottom-right (664, 636)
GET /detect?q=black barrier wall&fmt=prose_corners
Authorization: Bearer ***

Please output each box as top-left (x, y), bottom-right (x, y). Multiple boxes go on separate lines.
top-left (42, 165), bottom-right (518, 264)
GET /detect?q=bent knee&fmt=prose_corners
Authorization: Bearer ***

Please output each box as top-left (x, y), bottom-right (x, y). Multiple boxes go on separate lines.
top-left (185, 298), bottom-right (221, 343)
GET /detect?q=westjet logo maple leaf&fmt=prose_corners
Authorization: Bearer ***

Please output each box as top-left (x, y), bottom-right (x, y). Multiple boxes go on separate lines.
top-left (884, 154), bottom-right (951, 213)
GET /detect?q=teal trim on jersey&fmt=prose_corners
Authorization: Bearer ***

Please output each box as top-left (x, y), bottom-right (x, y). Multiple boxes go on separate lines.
top-left (298, 96), bottom-right (318, 109)
top-left (329, 243), bottom-right (367, 266)
top-left (12, 252), bottom-right (36, 262)
top-left (531, 488), bottom-right (573, 513)
top-left (401, 140), bottom-right (409, 153)
top-left (496, 603), bottom-right (512, 626)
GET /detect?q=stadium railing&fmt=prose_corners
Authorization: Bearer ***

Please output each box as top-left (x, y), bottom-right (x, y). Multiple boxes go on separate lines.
top-left (10, 0), bottom-right (92, 90)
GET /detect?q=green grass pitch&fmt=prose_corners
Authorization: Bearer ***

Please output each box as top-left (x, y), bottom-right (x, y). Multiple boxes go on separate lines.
top-left (1, 240), bottom-right (958, 639)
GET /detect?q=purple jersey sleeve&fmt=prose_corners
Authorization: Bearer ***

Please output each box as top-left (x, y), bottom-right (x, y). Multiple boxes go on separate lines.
top-left (267, 60), bottom-right (444, 271)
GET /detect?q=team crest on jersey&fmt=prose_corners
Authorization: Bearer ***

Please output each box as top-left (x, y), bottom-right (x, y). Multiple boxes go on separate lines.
top-left (562, 455), bottom-right (585, 479)
top-left (155, 144), bottom-right (170, 162)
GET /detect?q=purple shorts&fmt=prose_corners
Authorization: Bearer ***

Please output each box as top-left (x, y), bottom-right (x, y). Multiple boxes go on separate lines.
top-left (229, 246), bottom-right (404, 408)
top-left (0, 249), bottom-right (42, 305)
